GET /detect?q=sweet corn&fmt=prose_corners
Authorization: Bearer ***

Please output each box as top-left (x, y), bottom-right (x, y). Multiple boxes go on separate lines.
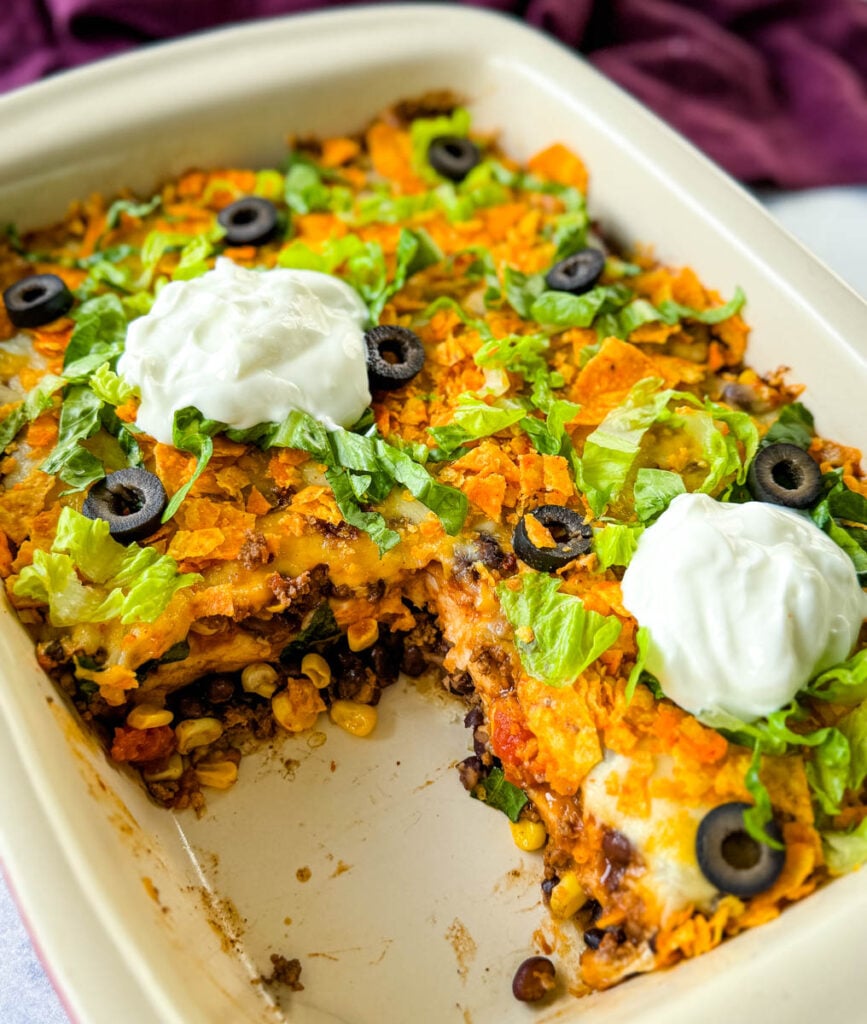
top-left (301, 653), bottom-right (331, 689)
top-left (195, 761), bottom-right (239, 790)
top-left (142, 753), bottom-right (184, 783)
top-left (510, 819), bottom-right (547, 852)
top-left (549, 871), bottom-right (587, 919)
top-left (347, 619), bottom-right (379, 653)
top-left (271, 682), bottom-right (325, 733)
top-left (126, 703), bottom-right (173, 729)
top-left (175, 717), bottom-right (224, 755)
top-left (329, 699), bottom-right (377, 737)
top-left (241, 662), bottom-right (279, 698)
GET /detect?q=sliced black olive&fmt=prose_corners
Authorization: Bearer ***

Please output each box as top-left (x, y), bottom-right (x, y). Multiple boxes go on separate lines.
top-left (695, 801), bottom-right (785, 897)
top-left (511, 956), bottom-right (556, 1002)
top-left (427, 135), bottom-right (481, 182)
top-left (364, 325), bottom-right (425, 391)
top-left (217, 197), bottom-right (280, 247)
top-left (747, 442), bottom-right (822, 509)
top-left (82, 468), bottom-right (167, 544)
top-left (3, 273), bottom-right (74, 328)
top-left (544, 248), bottom-right (606, 296)
top-left (512, 505), bottom-right (592, 572)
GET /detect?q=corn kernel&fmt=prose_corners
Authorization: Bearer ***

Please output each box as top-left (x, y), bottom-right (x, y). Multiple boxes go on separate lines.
top-left (126, 703), bottom-right (173, 729)
top-left (271, 680), bottom-right (325, 732)
top-left (301, 652), bottom-right (331, 689)
top-left (549, 871), bottom-right (587, 919)
top-left (241, 662), bottom-right (279, 698)
top-left (347, 618), bottom-right (379, 652)
top-left (143, 753), bottom-right (184, 783)
top-left (175, 717), bottom-right (223, 755)
top-left (195, 761), bottom-right (239, 790)
top-left (329, 700), bottom-right (377, 737)
top-left (510, 819), bottom-right (547, 852)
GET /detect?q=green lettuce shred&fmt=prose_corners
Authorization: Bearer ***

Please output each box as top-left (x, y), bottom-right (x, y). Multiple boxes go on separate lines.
top-left (471, 766), bottom-right (529, 822)
top-left (13, 507), bottom-right (200, 627)
top-left (496, 572), bottom-right (622, 688)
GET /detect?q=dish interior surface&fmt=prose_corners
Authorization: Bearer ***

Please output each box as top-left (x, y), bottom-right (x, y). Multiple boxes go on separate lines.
top-left (1, 8), bottom-right (867, 1024)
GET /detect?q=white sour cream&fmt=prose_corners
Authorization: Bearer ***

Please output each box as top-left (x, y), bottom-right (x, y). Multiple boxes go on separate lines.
top-left (118, 258), bottom-right (371, 444)
top-left (621, 492), bottom-right (867, 722)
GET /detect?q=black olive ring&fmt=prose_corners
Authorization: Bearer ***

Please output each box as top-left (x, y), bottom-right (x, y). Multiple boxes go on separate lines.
top-left (544, 248), bottom-right (606, 296)
top-left (747, 442), bottom-right (823, 509)
top-left (364, 325), bottom-right (425, 391)
top-left (512, 505), bottom-right (593, 572)
top-left (82, 468), bottom-right (168, 544)
top-left (3, 273), bottom-right (74, 329)
top-left (695, 801), bottom-right (786, 897)
top-left (427, 135), bottom-right (481, 183)
top-left (217, 197), bottom-right (280, 247)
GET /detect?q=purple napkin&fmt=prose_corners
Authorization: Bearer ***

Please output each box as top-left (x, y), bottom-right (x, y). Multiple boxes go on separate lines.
top-left (3, 0), bottom-right (867, 187)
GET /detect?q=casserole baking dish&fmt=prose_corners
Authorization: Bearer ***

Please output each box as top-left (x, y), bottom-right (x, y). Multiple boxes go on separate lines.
top-left (1, 6), bottom-right (867, 1022)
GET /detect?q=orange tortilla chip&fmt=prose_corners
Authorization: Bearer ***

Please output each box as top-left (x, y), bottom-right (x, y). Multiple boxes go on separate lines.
top-left (167, 528), bottom-right (225, 560)
top-left (571, 337), bottom-right (660, 424)
top-left (527, 143), bottom-right (588, 194)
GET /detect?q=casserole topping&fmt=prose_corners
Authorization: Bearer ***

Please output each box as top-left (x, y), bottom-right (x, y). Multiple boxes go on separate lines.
top-left (1, 97), bottom-right (866, 1002)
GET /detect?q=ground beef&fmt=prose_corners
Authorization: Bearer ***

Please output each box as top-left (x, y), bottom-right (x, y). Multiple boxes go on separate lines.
top-left (263, 954), bottom-right (304, 992)
top-left (238, 531), bottom-right (272, 569)
top-left (267, 564), bottom-right (330, 614)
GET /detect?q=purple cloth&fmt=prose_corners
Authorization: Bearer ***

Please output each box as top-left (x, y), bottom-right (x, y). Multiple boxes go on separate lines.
top-left (3, 0), bottom-right (867, 187)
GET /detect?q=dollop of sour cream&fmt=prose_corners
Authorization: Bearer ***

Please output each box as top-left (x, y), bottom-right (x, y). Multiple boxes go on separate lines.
top-left (118, 258), bottom-right (371, 444)
top-left (621, 492), bottom-right (867, 722)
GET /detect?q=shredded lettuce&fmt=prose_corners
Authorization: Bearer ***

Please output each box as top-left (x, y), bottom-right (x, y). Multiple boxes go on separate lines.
top-left (576, 379), bottom-right (758, 517)
top-left (283, 156), bottom-right (352, 216)
top-left (503, 267), bottom-right (546, 320)
top-left (811, 470), bottom-right (867, 579)
top-left (62, 293), bottom-right (128, 380)
top-left (39, 385), bottom-right (106, 491)
top-left (592, 522), bottom-right (644, 570)
top-left (89, 364), bottom-right (138, 406)
top-left (428, 395), bottom-right (526, 456)
top-left (471, 766), bottom-right (529, 822)
top-left (171, 407), bottom-right (467, 554)
top-left (633, 468), bottom-right (686, 522)
top-left (807, 648), bottom-right (867, 705)
top-left (496, 572), bottom-right (622, 688)
top-left (656, 287), bottom-right (746, 326)
top-left (0, 373), bottom-right (65, 452)
top-left (823, 817), bottom-right (867, 874)
top-left (762, 401), bottom-right (815, 450)
top-left (624, 626), bottom-right (651, 703)
top-left (713, 701), bottom-right (853, 838)
top-left (577, 378), bottom-right (673, 516)
top-left (530, 285), bottom-right (632, 329)
top-left (280, 603), bottom-right (341, 662)
top-left (410, 107), bottom-right (473, 182)
top-left (13, 507), bottom-right (199, 627)
top-left (104, 194), bottom-right (161, 231)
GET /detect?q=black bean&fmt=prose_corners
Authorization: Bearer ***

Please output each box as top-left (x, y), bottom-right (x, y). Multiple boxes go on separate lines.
top-left (370, 641), bottom-right (400, 684)
top-left (602, 829), bottom-right (632, 866)
top-left (463, 707), bottom-right (484, 730)
top-left (511, 957), bottom-right (556, 1003)
top-left (446, 671), bottom-right (474, 696)
top-left (541, 876), bottom-right (559, 898)
top-left (457, 755), bottom-right (486, 791)
top-left (400, 644), bottom-right (427, 677)
top-left (205, 675), bottom-right (236, 704)
top-left (583, 927), bottom-right (605, 951)
top-left (582, 898), bottom-right (603, 923)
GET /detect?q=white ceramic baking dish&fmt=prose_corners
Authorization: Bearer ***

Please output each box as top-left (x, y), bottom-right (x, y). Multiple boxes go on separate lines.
top-left (1, 7), bottom-right (866, 1023)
